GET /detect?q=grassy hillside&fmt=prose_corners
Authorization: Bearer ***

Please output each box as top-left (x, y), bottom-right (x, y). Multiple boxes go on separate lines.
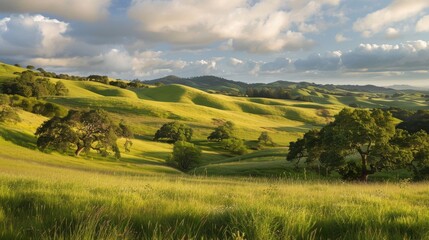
top-left (0, 61), bottom-right (428, 177)
top-left (1, 155), bottom-right (429, 239)
top-left (1, 62), bottom-right (429, 239)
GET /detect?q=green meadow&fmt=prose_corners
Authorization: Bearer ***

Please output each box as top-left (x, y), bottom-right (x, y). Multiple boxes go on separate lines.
top-left (1, 62), bottom-right (429, 239)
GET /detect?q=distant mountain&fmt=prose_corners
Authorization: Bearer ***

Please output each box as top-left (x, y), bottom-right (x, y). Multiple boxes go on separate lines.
top-left (388, 85), bottom-right (429, 91)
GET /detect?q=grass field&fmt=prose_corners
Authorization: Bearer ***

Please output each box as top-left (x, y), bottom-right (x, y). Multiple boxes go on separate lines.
top-left (1, 157), bottom-right (429, 239)
top-left (1, 62), bottom-right (429, 239)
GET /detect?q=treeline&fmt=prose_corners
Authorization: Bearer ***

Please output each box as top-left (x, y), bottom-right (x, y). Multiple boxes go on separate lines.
top-left (14, 65), bottom-right (150, 89)
top-left (2, 71), bottom-right (68, 98)
top-left (0, 94), bottom-right (67, 118)
top-left (245, 87), bottom-right (312, 101)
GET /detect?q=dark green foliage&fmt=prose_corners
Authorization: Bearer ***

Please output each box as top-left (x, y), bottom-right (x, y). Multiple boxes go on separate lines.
top-left (388, 129), bottom-right (429, 180)
top-left (207, 121), bottom-right (235, 142)
top-left (109, 80), bottom-right (128, 89)
top-left (154, 122), bottom-right (193, 143)
top-left (169, 141), bottom-right (201, 171)
top-left (287, 108), bottom-right (399, 181)
top-left (54, 81), bottom-right (69, 96)
top-left (221, 138), bottom-right (248, 155)
top-left (0, 105), bottom-right (21, 123)
top-left (257, 131), bottom-right (274, 146)
top-left (87, 75), bottom-right (109, 84)
top-left (116, 121), bottom-right (133, 152)
top-left (246, 87), bottom-right (292, 100)
top-left (397, 110), bottom-right (429, 133)
top-left (35, 109), bottom-right (127, 158)
top-left (1, 71), bottom-right (68, 98)
top-left (26, 65), bottom-right (35, 70)
top-left (384, 107), bottom-right (414, 121)
top-left (8, 95), bottom-right (66, 117)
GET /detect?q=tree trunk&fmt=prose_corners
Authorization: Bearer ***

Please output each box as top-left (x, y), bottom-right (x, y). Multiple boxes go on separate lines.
top-left (360, 154), bottom-right (368, 182)
top-left (75, 146), bottom-right (84, 156)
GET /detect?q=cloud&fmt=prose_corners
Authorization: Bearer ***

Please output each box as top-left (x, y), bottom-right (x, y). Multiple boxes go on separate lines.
top-left (0, 0), bottom-right (111, 21)
top-left (416, 15), bottom-right (429, 32)
top-left (342, 41), bottom-right (429, 72)
top-left (385, 27), bottom-right (400, 39)
top-left (353, 0), bottom-right (429, 36)
top-left (260, 40), bottom-right (429, 74)
top-left (0, 15), bottom-right (73, 58)
top-left (259, 58), bottom-right (292, 74)
top-left (335, 33), bottom-right (348, 43)
top-left (295, 51), bottom-right (342, 71)
top-left (128, 0), bottom-right (340, 52)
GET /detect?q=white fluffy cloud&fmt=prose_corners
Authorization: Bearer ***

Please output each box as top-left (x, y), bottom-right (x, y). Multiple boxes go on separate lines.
top-left (340, 41), bottom-right (429, 72)
top-left (128, 0), bottom-right (339, 53)
top-left (353, 0), bottom-right (429, 37)
top-left (0, 15), bottom-right (72, 57)
top-left (416, 15), bottom-right (429, 32)
top-left (0, 0), bottom-right (111, 21)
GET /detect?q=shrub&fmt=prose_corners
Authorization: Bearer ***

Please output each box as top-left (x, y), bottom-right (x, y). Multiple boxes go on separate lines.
top-left (169, 141), bottom-right (201, 171)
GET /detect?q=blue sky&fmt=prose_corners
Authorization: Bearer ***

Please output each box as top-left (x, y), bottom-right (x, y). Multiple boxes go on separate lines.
top-left (1, 0), bottom-right (429, 86)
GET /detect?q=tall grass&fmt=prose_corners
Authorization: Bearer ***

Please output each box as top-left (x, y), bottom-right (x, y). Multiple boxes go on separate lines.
top-left (1, 160), bottom-right (428, 239)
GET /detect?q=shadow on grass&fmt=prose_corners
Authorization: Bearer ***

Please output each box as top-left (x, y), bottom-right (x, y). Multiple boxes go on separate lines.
top-left (0, 127), bottom-right (37, 149)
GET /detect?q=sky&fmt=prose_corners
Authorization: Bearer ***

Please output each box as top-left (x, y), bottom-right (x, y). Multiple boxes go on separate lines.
top-left (1, 0), bottom-right (429, 86)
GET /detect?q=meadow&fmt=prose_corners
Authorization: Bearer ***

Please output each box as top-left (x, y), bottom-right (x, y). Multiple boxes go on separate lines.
top-left (2, 156), bottom-right (429, 240)
top-left (1, 62), bottom-right (429, 239)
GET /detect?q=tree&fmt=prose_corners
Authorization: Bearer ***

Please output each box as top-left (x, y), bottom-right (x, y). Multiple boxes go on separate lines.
top-left (26, 65), bottom-right (35, 70)
top-left (0, 105), bottom-right (21, 123)
top-left (169, 141), bottom-right (201, 171)
top-left (287, 108), bottom-right (398, 181)
top-left (388, 129), bottom-right (429, 180)
top-left (222, 138), bottom-right (248, 155)
top-left (397, 110), bottom-right (429, 134)
top-left (35, 109), bottom-right (127, 158)
top-left (207, 121), bottom-right (235, 142)
top-left (116, 120), bottom-right (133, 152)
top-left (2, 71), bottom-right (67, 98)
top-left (257, 131), bottom-right (274, 146)
top-left (55, 81), bottom-right (69, 96)
top-left (154, 122), bottom-right (193, 143)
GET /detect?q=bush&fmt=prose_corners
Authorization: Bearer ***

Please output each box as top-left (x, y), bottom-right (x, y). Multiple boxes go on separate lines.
top-left (169, 141), bottom-right (201, 171)
top-left (0, 105), bottom-right (21, 123)
top-left (222, 138), bottom-right (248, 155)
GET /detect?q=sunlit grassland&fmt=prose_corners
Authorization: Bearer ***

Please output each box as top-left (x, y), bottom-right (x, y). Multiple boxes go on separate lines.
top-left (1, 157), bottom-right (429, 239)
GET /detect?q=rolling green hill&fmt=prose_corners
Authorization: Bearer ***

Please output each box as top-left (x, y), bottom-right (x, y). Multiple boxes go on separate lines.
top-left (0, 61), bottom-right (428, 177)
top-left (1, 61), bottom-right (429, 239)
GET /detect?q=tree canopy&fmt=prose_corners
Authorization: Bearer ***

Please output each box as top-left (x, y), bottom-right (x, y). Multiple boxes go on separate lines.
top-left (36, 109), bottom-right (132, 159)
top-left (207, 121), bottom-right (235, 142)
top-left (2, 71), bottom-right (68, 98)
top-left (154, 122), bottom-right (193, 143)
top-left (397, 110), bottom-right (429, 134)
top-left (287, 108), bottom-right (402, 181)
top-left (169, 141), bottom-right (201, 171)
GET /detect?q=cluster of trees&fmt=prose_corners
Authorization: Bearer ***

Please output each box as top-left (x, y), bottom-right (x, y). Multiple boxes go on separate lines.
top-left (152, 122), bottom-right (199, 171)
top-left (287, 108), bottom-right (429, 181)
top-left (207, 121), bottom-right (247, 155)
top-left (2, 71), bottom-right (68, 98)
top-left (0, 94), bottom-right (66, 118)
top-left (152, 120), bottom-right (277, 171)
top-left (245, 88), bottom-right (292, 100)
top-left (36, 109), bottom-right (133, 159)
top-left (397, 110), bottom-right (429, 134)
